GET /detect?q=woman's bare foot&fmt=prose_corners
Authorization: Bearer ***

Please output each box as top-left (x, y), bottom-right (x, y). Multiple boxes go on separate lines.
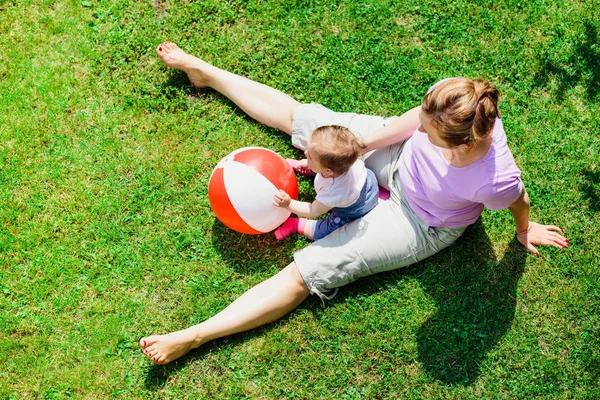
top-left (139, 329), bottom-right (202, 364)
top-left (156, 42), bottom-right (214, 88)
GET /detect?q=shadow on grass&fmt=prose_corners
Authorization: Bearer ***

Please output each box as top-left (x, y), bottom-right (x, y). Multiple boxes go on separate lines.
top-left (326, 220), bottom-right (527, 386)
top-left (142, 340), bottom-right (221, 390)
top-left (163, 70), bottom-right (196, 93)
top-left (209, 217), bottom-right (298, 274)
top-left (413, 221), bottom-right (527, 385)
top-left (534, 19), bottom-right (600, 101)
top-left (136, 70), bottom-right (203, 112)
top-left (144, 359), bottom-right (187, 390)
top-left (581, 168), bottom-right (600, 212)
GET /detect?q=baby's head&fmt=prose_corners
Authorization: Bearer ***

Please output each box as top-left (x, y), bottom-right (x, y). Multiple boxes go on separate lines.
top-left (306, 125), bottom-right (364, 177)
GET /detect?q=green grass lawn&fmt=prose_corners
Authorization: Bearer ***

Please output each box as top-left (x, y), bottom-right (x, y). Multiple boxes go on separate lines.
top-left (1, 0), bottom-right (599, 398)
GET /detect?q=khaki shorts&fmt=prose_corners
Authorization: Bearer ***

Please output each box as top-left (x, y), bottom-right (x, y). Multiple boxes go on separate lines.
top-left (291, 103), bottom-right (467, 301)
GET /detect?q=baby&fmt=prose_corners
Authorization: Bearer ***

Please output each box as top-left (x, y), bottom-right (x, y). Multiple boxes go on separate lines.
top-left (273, 125), bottom-right (379, 241)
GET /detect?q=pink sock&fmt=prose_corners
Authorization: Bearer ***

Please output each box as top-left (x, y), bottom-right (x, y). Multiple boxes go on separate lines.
top-left (275, 218), bottom-right (307, 240)
top-left (298, 218), bottom-right (307, 235)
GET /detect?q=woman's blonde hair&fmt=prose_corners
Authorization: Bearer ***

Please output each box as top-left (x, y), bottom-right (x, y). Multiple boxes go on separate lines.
top-left (310, 125), bottom-right (365, 175)
top-left (421, 78), bottom-right (500, 147)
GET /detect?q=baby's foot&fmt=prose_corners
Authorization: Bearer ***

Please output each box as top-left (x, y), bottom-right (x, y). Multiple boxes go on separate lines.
top-left (139, 329), bottom-right (200, 365)
top-left (378, 186), bottom-right (390, 203)
top-left (274, 217), bottom-right (300, 240)
top-left (286, 159), bottom-right (315, 177)
top-left (156, 42), bottom-right (212, 88)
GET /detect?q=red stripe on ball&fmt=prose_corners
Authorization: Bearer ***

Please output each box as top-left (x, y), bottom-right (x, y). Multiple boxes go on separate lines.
top-left (208, 165), bottom-right (261, 234)
top-left (233, 148), bottom-right (298, 200)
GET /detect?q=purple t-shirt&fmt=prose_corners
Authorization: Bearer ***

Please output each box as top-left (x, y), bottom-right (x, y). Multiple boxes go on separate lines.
top-left (399, 117), bottom-right (522, 228)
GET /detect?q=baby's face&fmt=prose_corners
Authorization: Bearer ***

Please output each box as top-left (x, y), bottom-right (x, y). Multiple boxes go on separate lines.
top-left (305, 142), bottom-right (332, 177)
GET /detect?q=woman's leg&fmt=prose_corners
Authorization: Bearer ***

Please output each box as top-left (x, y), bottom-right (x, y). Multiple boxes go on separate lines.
top-left (156, 42), bottom-right (299, 135)
top-left (294, 200), bottom-right (467, 298)
top-left (140, 262), bottom-right (309, 364)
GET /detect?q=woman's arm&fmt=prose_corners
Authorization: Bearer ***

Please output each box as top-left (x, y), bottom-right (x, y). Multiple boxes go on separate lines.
top-left (360, 106), bottom-right (421, 154)
top-left (273, 190), bottom-right (331, 218)
top-left (508, 187), bottom-right (569, 255)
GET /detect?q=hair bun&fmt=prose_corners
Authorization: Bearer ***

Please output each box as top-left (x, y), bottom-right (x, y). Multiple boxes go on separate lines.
top-left (473, 80), bottom-right (500, 138)
top-left (421, 78), bottom-right (500, 147)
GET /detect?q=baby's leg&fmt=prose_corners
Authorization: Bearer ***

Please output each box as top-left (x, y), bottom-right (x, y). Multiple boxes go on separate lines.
top-left (275, 218), bottom-right (309, 241)
top-left (302, 220), bottom-right (316, 240)
top-left (311, 213), bottom-right (350, 241)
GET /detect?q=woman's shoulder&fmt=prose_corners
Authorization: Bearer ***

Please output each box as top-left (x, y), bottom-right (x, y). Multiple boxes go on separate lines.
top-left (491, 117), bottom-right (506, 143)
top-left (487, 117), bottom-right (518, 167)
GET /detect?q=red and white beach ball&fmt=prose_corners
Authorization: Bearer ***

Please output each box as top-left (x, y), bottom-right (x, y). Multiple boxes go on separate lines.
top-left (208, 147), bottom-right (298, 234)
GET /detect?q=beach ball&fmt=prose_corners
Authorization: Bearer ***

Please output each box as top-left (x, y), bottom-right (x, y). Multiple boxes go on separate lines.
top-left (208, 147), bottom-right (298, 234)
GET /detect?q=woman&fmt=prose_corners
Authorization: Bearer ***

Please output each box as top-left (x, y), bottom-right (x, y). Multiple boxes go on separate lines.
top-left (140, 42), bottom-right (568, 364)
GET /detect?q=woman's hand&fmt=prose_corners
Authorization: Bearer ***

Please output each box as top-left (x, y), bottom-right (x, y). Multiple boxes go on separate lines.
top-left (516, 221), bottom-right (569, 256)
top-left (273, 190), bottom-right (291, 208)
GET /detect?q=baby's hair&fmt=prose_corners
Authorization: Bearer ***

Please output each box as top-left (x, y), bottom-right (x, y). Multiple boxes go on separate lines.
top-left (421, 78), bottom-right (500, 147)
top-left (310, 125), bottom-right (365, 175)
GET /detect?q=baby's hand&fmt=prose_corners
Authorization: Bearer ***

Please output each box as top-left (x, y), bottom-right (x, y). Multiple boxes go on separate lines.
top-left (273, 190), bottom-right (291, 208)
top-left (296, 159), bottom-right (309, 169)
top-left (294, 159), bottom-right (312, 175)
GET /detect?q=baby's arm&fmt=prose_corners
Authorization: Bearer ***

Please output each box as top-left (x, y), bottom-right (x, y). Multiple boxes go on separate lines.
top-left (273, 190), bottom-right (331, 218)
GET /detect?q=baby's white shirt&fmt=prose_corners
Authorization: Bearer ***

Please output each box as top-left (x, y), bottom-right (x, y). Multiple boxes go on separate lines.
top-left (314, 159), bottom-right (367, 208)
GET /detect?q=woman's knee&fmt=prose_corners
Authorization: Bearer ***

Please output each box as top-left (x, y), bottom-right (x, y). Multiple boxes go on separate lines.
top-left (281, 261), bottom-right (309, 297)
top-left (273, 99), bottom-right (299, 135)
